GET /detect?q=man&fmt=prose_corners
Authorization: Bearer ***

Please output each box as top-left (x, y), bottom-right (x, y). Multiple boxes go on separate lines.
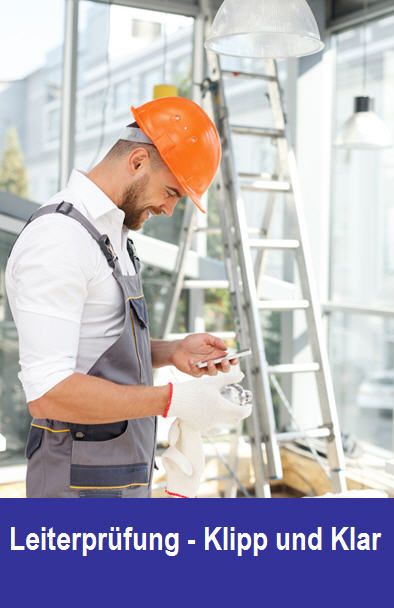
top-left (6, 97), bottom-right (250, 498)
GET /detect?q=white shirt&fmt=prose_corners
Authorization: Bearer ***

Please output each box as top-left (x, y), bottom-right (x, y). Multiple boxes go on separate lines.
top-left (6, 169), bottom-right (136, 402)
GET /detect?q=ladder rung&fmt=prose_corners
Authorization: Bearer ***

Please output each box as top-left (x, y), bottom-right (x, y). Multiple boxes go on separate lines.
top-left (193, 226), bottom-right (265, 236)
top-left (238, 171), bottom-right (277, 179)
top-left (231, 125), bottom-right (285, 138)
top-left (183, 279), bottom-right (229, 289)
top-left (249, 239), bottom-right (300, 250)
top-left (267, 363), bottom-right (320, 374)
top-left (248, 228), bottom-right (266, 235)
top-left (258, 299), bottom-right (310, 311)
top-left (276, 427), bottom-right (331, 442)
top-left (168, 331), bottom-right (236, 340)
top-left (193, 227), bottom-right (222, 234)
top-left (222, 69), bottom-right (276, 82)
top-left (240, 179), bottom-right (291, 193)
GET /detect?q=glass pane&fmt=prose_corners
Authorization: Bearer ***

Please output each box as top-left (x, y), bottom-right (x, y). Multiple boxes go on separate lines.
top-left (75, 0), bottom-right (193, 208)
top-left (0, 230), bottom-right (29, 465)
top-left (332, 16), bottom-right (394, 308)
top-left (329, 311), bottom-right (394, 450)
top-left (0, 0), bottom-right (64, 203)
top-left (74, 2), bottom-right (194, 337)
top-left (331, 14), bottom-right (394, 451)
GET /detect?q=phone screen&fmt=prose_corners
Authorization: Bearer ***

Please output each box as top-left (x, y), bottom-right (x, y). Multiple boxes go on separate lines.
top-left (197, 349), bottom-right (251, 369)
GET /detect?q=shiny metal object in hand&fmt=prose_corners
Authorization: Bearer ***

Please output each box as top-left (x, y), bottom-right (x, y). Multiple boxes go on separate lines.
top-left (220, 383), bottom-right (253, 406)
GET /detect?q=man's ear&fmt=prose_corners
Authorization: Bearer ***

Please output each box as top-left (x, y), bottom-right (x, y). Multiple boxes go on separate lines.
top-left (127, 147), bottom-right (149, 175)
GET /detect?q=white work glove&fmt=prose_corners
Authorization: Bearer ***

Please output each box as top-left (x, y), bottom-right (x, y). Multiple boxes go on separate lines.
top-left (164, 366), bottom-right (252, 432)
top-left (161, 419), bottom-right (205, 498)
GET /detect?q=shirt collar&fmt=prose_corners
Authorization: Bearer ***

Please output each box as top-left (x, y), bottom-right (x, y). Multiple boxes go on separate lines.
top-left (67, 169), bottom-right (125, 225)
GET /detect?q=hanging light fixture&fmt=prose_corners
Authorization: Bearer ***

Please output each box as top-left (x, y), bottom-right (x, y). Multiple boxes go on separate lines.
top-left (204, 0), bottom-right (324, 58)
top-left (335, 0), bottom-right (391, 149)
top-left (335, 96), bottom-right (391, 149)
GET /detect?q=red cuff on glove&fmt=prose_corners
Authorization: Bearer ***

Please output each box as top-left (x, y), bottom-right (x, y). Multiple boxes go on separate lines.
top-left (163, 382), bottom-right (173, 418)
top-left (165, 489), bottom-right (197, 498)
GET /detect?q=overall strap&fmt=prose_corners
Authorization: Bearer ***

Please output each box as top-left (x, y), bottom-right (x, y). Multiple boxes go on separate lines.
top-left (126, 237), bottom-right (141, 273)
top-left (14, 201), bottom-right (120, 270)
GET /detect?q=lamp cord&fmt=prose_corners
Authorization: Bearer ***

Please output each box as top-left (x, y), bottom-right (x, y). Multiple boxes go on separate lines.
top-left (362, 0), bottom-right (368, 94)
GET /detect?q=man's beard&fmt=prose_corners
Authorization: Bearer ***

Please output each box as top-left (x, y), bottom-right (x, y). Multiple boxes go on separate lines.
top-left (119, 175), bottom-right (150, 230)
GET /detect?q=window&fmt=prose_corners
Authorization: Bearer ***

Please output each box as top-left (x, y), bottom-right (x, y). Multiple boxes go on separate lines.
top-left (46, 107), bottom-right (61, 142)
top-left (113, 79), bottom-right (131, 113)
top-left (0, 0), bottom-right (64, 203)
top-left (131, 18), bottom-right (161, 40)
top-left (0, 229), bottom-right (29, 465)
top-left (75, 2), bottom-right (193, 173)
top-left (84, 89), bottom-right (106, 128)
top-left (330, 14), bottom-right (394, 450)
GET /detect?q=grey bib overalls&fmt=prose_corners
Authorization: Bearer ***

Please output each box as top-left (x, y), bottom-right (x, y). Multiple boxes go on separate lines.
top-left (20, 202), bottom-right (156, 498)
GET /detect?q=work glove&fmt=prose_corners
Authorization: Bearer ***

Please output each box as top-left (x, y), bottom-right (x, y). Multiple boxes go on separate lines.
top-left (163, 366), bottom-right (252, 432)
top-left (161, 419), bottom-right (204, 498)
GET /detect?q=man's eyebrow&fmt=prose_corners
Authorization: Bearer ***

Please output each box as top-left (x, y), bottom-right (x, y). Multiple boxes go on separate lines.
top-left (166, 186), bottom-right (183, 197)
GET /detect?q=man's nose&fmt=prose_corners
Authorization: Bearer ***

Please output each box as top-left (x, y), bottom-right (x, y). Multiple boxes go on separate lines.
top-left (160, 198), bottom-right (179, 217)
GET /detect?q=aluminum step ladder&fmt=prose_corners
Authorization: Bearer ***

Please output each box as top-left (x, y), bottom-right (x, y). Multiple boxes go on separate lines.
top-left (159, 0), bottom-right (347, 497)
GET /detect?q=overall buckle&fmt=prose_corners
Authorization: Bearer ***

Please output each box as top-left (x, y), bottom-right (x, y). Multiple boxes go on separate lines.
top-left (98, 234), bottom-right (118, 268)
top-left (56, 201), bottom-right (73, 215)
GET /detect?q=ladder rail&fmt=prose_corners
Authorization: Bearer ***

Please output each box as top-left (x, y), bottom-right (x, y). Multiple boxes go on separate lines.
top-left (159, 200), bottom-right (197, 338)
top-left (265, 58), bottom-right (346, 490)
top-left (201, 15), bottom-right (283, 481)
top-left (213, 170), bottom-right (271, 496)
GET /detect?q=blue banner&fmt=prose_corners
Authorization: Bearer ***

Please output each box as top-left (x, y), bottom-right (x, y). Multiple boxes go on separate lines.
top-left (0, 498), bottom-right (391, 606)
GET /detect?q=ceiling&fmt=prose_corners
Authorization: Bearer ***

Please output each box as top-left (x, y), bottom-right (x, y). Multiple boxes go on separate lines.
top-left (92, 0), bottom-right (394, 27)
top-left (328, 0), bottom-right (392, 21)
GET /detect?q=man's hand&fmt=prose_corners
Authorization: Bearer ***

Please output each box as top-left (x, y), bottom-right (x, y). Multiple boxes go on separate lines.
top-left (170, 333), bottom-right (239, 377)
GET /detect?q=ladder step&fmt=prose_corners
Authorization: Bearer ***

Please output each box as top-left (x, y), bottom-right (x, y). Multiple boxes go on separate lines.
top-left (249, 238), bottom-right (300, 250)
top-left (240, 179), bottom-right (291, 193)
top-left (258, 299), bottom-right (310, 311)
top-left (193, 227), bottom-right (222, 234)
top-left (193, 226), bottom-right (266, 236)
top-left (168, 331), bottom-right (236, 340)
top-left (222, 69), bottom-right (276, 82)
top-left (238, 171), bottom-right (277, 180)
top-left (231, 125), bottom-right (285, 138)
top-left (276, 427), bottom-right (331, 442)
top-left (183, 279), bottom-right (229, 289)
top-left (267, 363), bottom-right (320, 374)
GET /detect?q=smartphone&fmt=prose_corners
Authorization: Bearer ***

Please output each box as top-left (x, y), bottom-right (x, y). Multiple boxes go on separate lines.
top-left (197, 349), bottom-right (252, 369)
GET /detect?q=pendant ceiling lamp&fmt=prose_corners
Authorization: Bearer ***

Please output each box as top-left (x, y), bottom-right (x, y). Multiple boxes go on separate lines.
top-left (204, 0), bottom-right (324, 58)
top-left (335, 96), bottom-right (391, 149)
top-left (335, 0), bottom-right (391, 149)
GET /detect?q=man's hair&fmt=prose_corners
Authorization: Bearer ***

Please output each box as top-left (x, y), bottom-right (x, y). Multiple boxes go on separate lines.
top-left (103, 122), bottom-right (163, 169)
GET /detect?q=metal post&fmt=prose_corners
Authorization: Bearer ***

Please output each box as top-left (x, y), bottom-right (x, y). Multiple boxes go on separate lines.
top-left (190, 12), bottom-right (207, 334)
top-left (59, 0), bottom-right (79, 189)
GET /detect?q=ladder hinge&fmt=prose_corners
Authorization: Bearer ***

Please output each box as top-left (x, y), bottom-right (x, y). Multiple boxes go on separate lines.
top-left (324, 422), bottom-right (335, 441)
top-left (200, 77), bottom-right (218, 98)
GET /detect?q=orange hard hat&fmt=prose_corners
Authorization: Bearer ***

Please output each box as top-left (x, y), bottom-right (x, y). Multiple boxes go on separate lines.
top-left (131, 97), bottom-right (221, 213)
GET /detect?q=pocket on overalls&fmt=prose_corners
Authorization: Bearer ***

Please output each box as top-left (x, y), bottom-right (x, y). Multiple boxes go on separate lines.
top-left (69, 421), bottom-right (149, 491)
top-left (129, 296), bottom-right (148, 328)
top-left (25, 425), bottom-right (44, 459)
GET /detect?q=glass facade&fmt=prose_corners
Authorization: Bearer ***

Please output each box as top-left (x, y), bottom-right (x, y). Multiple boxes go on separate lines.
top-left (0, 0), bottom-right (194, 463)
top-left (0, 0), bottom-right (393, 471)
top-left (330, 15), bottom-right (394, 450)
top-left (0, 230), bottom-right (29, 464)
top-left (0, 0), bottom-right (64, 203)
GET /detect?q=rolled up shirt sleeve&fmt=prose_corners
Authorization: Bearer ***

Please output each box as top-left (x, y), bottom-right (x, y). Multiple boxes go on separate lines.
top-left (6, 215), bottom-right (93, 402)
top-left (16, 312), bottom-right (80, 402)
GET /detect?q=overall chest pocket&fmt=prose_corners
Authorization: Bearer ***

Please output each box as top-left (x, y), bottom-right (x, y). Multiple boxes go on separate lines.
top-left (128, 295), bottom-right (148, 328)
